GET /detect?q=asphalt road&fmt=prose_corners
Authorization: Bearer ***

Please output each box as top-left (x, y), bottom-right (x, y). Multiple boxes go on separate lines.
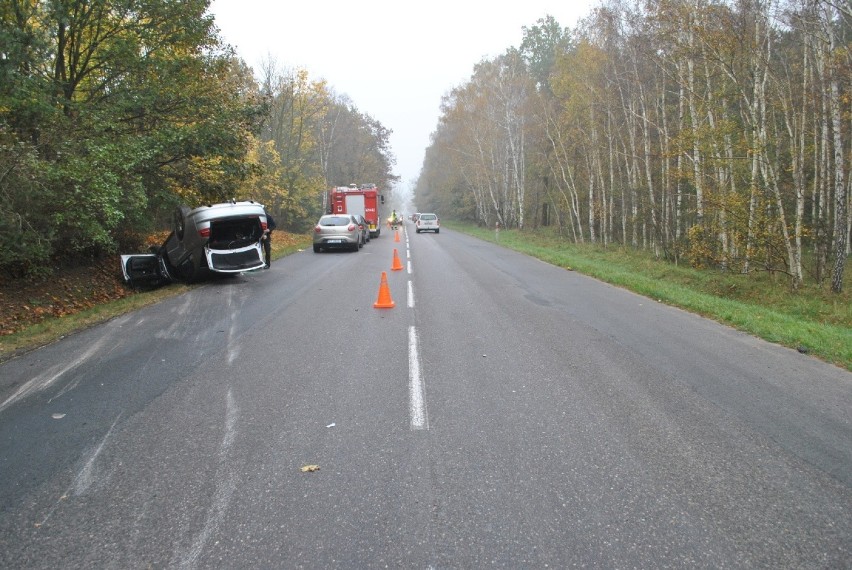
top-left (0, 225), bottom-right (850, 568)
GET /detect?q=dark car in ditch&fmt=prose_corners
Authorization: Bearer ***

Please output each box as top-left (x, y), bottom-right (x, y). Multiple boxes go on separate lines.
top-left (121, 200), bottom-right (271, 286)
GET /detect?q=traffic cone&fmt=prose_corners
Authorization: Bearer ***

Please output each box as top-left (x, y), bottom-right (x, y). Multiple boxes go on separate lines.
top-left (391, 248), bottom-right (404, 271)
top-left (394, 230), bottom-right (400, 242)
top-left (373, 271), bottom-right (395, 308)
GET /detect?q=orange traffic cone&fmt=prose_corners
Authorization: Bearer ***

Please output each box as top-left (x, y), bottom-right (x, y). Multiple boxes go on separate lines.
top-left (391, 248), bottom-right (404, 271)
top-left (373, 271), bottom-right (395, 308)
top-left (394, 230), bottom-right (400, 242)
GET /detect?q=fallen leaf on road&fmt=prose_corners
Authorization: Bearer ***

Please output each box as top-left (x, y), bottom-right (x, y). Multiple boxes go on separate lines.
top-left (301, 465), bottom-right (320, 472)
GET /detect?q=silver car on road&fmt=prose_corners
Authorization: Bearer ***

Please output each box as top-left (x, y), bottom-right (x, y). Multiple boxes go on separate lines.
top-left (313, 214), bottom-right (362, 252)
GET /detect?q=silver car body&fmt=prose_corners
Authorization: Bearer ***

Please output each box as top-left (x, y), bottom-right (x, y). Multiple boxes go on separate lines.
top-left (313, 214), bottom-right (362, 252)
top-left (166, 201), bottom-right (268, 275)
top-left (351, 213), bottom-right (370, 245)
top-left (121, 200), bottom-right (269, 285)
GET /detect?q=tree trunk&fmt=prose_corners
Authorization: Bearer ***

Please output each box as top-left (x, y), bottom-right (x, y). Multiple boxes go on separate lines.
top-left (829, 9), bottom-right (847, 292)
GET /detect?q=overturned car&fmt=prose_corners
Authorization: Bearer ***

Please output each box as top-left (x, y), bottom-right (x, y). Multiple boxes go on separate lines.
top-left (121, 200), bottom-right (270, 286)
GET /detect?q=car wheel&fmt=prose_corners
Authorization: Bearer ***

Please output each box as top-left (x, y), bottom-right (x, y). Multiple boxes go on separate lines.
top-left (174, 206), bottom-right (190, 240)
top-left (351, 242), bottom-right (359, 252)
top-left (435, 229), bottom-right (440, 233)
top-left (313, 244), bottom-right (321, 253)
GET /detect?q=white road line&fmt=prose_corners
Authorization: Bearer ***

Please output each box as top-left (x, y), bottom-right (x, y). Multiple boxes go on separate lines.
top-left (408, 326), bottom-right (427, 430)
top-left (407, 281), bottom-right (415, 308)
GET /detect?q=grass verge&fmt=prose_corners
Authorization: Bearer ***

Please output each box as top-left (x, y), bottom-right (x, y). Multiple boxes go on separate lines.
top-left (447, 222), bottom-right (851, 371)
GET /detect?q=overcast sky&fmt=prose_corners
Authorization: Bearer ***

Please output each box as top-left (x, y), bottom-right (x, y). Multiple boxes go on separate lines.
top-left (207, 0), bottom-right (597, 192)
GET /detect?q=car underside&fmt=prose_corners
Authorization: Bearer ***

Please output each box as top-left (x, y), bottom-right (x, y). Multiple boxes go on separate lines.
top-left (120, 201), bottom-right (268, 287)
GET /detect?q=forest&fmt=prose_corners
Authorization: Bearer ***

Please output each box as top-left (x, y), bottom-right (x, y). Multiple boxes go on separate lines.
top-left (415, 0), bottom-right (850, 292)
top-left (0, 0), bottom-right (397, 279)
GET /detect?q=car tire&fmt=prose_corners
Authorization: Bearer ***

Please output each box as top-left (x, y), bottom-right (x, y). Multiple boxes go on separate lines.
top-left (416, 229), bottom-right (420, 233)
top-left (174, 206), bottom-right (190, 240)
top-left (435, 229), bottom-right (440, 233)
top-left (313, 245), bottom-right (321, 253)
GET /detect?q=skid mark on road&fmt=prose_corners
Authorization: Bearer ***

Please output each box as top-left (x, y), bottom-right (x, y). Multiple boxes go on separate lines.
top-left (155, 296), bottom-right (197, 340)
top-left (73, 414), bottom-right (122, 495)
top-left (227, 288), bottom-right (241, 365)
top-left (175, 389), bottom-right (239, 569)
top-left (0, 336), bottom-right (108, 413)
top-left (34, 412), bottom-right (123, 528)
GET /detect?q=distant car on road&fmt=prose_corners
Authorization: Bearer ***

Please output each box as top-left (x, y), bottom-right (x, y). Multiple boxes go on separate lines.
top-left (415, 213), bottom-right (440, 233)
top-left (351, 213), bottom-right (370, 245)
top-left (313, 214), bottom-right (362, 252)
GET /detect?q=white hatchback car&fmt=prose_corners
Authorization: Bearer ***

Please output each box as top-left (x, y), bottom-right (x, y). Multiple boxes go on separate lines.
top-left (415, 213), bottom-right (440, 233)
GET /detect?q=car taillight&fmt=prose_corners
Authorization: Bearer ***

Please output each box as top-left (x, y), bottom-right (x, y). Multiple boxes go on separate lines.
top-left (261, 221), bottom-right (268, 231)
top-left (348, 224), bottom-right (356, 231)
top-left (314, 226), bottom-right (322, 233)
top-left (198, 227), bottom-right (211, 238)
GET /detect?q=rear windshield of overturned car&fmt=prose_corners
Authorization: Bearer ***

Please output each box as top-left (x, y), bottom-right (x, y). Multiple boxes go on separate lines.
top-left (321, 216), bottom-right (353, 226)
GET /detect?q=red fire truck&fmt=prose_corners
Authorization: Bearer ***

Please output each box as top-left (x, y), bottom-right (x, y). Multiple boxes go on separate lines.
top-left (325, 183), bottom-right (385, 238)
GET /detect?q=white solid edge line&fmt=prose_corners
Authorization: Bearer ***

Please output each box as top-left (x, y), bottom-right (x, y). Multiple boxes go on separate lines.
top-left (408, 326), bottom-right (426, 429)
top-left (407, 280), bottom-right (415, 308)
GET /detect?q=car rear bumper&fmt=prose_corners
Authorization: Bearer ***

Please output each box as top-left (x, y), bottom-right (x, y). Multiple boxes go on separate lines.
top-left (314, 237), bottom-right (358, 247)
top-left (205, 243), bottom-right (265, 272)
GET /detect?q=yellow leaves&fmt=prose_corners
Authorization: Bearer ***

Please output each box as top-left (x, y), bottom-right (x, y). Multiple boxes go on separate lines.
top-left (300, 465), bottom-right (320, 473)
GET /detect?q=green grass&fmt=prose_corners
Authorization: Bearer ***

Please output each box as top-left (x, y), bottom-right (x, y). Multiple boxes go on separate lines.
top-left (447, 221), bottom-right (851, 371)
